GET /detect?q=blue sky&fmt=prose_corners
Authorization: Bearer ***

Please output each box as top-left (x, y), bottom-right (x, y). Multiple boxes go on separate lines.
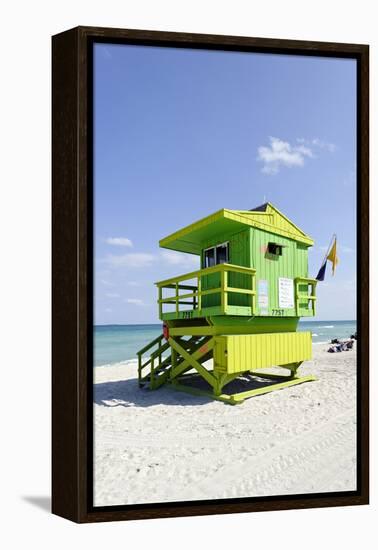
top-left (94, 43), bottom-right (356, 324)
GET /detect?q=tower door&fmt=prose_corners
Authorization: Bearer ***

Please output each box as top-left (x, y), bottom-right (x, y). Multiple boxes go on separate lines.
top-left (228, 230), bottom-right (251, 307)
top-left (201, 242), bottom-right (229, 309)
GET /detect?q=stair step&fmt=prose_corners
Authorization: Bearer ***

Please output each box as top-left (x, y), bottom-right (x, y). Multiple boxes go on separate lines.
top-left (138, 334), bottom-right (212, 390)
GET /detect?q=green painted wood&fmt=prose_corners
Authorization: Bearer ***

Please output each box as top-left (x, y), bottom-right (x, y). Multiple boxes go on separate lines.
top-left (159, 203), bottom-right (314, 255)
top-left (200, 231), bottom-right (251, 308)
top-left (156, 203), bottom-right (315, 321)
top-left (228, 229), bottom-right (251, 307)
top-left (168, 316), bottom-right (299, 336)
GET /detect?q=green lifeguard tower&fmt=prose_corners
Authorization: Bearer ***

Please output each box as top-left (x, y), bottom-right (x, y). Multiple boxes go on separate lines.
top-left (137, 203), bottom-right (318, 404)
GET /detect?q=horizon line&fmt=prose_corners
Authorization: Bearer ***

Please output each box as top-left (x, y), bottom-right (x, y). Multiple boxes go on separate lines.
top-left (94, 319), bottom-right (357, 327)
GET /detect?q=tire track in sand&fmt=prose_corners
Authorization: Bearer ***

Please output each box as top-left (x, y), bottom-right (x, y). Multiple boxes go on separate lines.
top-left (181, 407), bottom-right (356, 498)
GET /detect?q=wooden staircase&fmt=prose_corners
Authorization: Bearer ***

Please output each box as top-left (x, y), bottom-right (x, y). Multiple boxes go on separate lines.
top-left (137, 333), bottom-right (210, 390)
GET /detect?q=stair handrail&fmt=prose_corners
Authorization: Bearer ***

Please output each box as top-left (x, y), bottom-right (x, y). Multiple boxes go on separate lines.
top-left (150, 340), bottom-right (170, 359)
top-left (136, 334), bottom-right (164, 358)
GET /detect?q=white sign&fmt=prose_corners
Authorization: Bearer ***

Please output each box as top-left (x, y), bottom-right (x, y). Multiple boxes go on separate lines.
top-left (258, 279), bottom-right (269, 315)
top-left (278, 277), bottom-right (294, 309)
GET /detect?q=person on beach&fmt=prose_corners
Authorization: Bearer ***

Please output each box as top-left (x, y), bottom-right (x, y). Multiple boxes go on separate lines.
top-left (328, 339), bottom-right (354, 353)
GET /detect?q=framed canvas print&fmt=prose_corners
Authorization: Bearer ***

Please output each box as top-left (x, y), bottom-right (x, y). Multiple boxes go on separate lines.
top-left (52, 26), bottom-right (369, 523)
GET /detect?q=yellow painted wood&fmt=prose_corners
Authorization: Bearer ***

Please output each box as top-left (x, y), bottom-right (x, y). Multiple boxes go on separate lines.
top-left (159, 204), bottom-right (314, 255)
top-left (221, 270), bottom-right (227, 313)
top-left (158, 287), bottom-right (162, 318)
top-left (155, 262), bottom-right (255, 287)
top-left (168, 337), bottom-right (216, 388)
top-left (295, 277), bottom-right (318, 316)
top-left (225, 286), bottom-right (255, 295)
top-left (214, 332), bottom-right (312, 375)
top-left (230, 374), bottom-right (317, 403)
top-left (159, 287), bottom-right (224, 302)
top-left (169, 374), bottom-right (316, 405)
top-left (156, 263), bottom-right (256, 318)
top-left (197, 275), bottom-right (202, 311)
top-left (227, 207), bottom-right (314, 245)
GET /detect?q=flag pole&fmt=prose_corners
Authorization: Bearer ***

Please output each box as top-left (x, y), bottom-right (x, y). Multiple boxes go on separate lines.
top-left (321, 233), bottom-right (336, 266)
top-left (315, 233), bottom-right (336, 280)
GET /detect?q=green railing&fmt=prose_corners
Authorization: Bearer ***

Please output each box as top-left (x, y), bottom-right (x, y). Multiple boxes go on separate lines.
top-left (156, 263), bottom-right (256, 318)
top-left (295, 277), bottom-right (317, 316)
top-left (137, 334), bottom-right (171, 388)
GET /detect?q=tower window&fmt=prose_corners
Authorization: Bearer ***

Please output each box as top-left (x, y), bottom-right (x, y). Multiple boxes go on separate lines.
top-left (216, 243), bottom-right (229, 264)
top-left (204, 247), bottom-right (215, 267)
top-left (204, 242), bottom-right (229, 267)
top-left (268, 242), bottom-right (283, 256)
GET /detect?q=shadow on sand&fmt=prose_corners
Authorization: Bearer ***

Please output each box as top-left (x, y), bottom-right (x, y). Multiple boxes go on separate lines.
top-left (93, 375), bottom-right (279, 408)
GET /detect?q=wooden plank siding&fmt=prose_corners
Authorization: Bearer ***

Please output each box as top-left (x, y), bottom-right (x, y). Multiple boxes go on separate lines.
top-left (251, 228), bottom-right (310, 316)
top-left (198, 225), bottom-right (311, 316)
top-left (214, 332), bottom-right (312, 375)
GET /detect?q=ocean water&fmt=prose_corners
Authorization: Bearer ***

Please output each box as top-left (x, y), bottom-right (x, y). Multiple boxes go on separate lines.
top-left (94, 320), bottom-right (357, 367)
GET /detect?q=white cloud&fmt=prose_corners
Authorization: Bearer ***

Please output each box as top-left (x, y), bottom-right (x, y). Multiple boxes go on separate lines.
top-left (319, 244), bottom-right (354, 254)
top-left (105, 237), bottom-right (133, 247)
top-left (125, 298), bottom-right (145, 306)
top-left (106, 292), bottom-right (120, 298)
top-left (101, 249), bottom-right (199, 271)
top-left (258, 136), bottom-right (336, 175)
top-left (297, 137), bottom-right (336, 153)
top-left (310, 138), bottom-right (336, 153)
top-left (257, 137), bottom-right (314, 175)
top-left (103, 253), bottom-right (155, 268)
top-left (126, 281), bottom-right (142, 287)
top-left (295, 144), bottom-right (314, 157)
top-left (160, 250), bottom-right (199, 268)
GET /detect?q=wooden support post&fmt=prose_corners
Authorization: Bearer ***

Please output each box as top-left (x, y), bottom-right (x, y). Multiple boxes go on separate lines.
top-left (158, 343), bottom-right (162, 370)
top-left (251, 272), bottom-right (255, 314)
top-left (295, 280), bottom-right (299, 316)
top-left (150, 357), bottom-right (155, 389)
top-left (137, 352), bottom-right (142, 387)
top-left (168, 337), bottom-right (216, 388)
top-left (158, 286), bottom-right (162, 318)
top-left (170, 346), bottom-right (177, 380)
top-left (221, 269), bottom-right (228, 314)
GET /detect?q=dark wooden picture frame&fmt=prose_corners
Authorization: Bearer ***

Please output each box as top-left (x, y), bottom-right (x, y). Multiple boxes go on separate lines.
top-left (52, 26), bottom-right (369, 523)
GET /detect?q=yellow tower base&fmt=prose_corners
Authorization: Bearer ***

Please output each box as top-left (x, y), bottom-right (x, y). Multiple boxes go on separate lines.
top-left (138, 331), bottom-right (316, 404)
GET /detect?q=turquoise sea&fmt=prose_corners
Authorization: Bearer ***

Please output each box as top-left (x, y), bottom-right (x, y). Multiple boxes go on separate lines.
top-left (94, 320), bottom-right (357, 367)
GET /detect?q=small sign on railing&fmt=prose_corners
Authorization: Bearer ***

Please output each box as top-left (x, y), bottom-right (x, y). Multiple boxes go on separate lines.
top-left (278, 277), bottom-right (294, 309)
top-left (258, 279), bottom-right (269, 315)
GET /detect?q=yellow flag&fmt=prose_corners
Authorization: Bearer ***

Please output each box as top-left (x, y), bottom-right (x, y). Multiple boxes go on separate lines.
top-left (327, 238), bottom-right (339, 275)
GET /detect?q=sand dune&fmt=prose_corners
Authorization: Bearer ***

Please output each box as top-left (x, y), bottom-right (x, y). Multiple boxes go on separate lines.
top-left (94, 343), bottom-right (356, 506)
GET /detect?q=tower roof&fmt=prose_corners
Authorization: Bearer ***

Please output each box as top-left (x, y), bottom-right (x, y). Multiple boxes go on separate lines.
top-left (159, 202), bottom-right (314, 254)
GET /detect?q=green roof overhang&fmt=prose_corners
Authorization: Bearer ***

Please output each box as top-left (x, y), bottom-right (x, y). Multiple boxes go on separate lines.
top-left (159, 208), bottom-right (314, 254)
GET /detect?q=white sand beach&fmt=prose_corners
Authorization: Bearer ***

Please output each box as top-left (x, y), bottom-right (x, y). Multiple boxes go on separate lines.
top-left (94, 343), bottom-right (356, 506)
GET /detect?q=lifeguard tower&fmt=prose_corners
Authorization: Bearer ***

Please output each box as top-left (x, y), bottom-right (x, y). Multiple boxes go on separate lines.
top-left (137, 203), bottom-right (317, 404)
